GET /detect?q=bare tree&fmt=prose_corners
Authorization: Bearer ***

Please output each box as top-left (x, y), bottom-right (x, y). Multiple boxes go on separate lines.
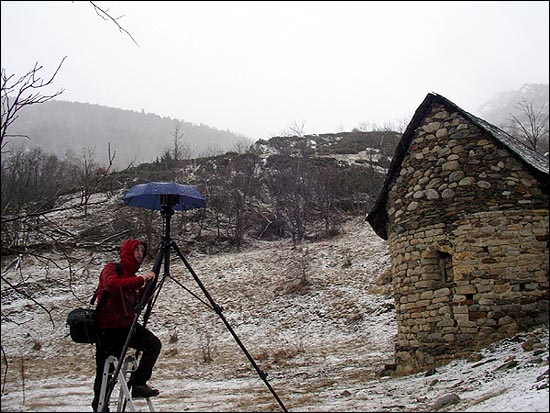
top-left (310, 161), bottom-right (345, 236)
top-left (228, 154), bottom-right (261, 247)
top-left (73, 145), bottom-right (100, 217)
top-left (396, 115), bottom-right (412, 133)
top-left (265, 156), bottom-right (312, 244)
top-left (172, 120), bottom-right (193, 160)
top-left (67, 144), bottom-right (117, 217)
top-left (506, 97), bottom-right (549, 154)
top-left (281, 120), bottom-right (306, 137)
top-left (173, 121), bottom-right (183, 161)
top-left (354, 121), bottom-right (371, 132)
top-left (355, 117), bottom-right (409, 133)
top-left (232, 138), bottom-right (254, 154)
top-left (1, 58), bottom-right (66, 151)
top-left (0, 146), bottom-right (73, 216)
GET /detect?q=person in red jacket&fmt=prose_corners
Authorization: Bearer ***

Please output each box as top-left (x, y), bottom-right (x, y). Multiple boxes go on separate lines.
top-left (91, 239), bottom-right (161, 412)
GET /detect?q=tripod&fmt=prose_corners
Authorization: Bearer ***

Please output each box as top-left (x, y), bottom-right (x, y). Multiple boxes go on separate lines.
top-left (99, 195), bottom-right (288, 412)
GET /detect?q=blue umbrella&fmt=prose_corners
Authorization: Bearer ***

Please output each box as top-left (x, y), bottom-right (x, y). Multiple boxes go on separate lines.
top-left (123, 182), bottom-right (206, 211)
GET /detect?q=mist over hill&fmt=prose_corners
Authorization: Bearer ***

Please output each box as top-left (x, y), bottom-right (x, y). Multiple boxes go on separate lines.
top-left (4, 83), bottom-right (548, 169)
top-left (477, 83), bottom-right (549, 128)
top-left (7, 100), bottom-right (249, 168)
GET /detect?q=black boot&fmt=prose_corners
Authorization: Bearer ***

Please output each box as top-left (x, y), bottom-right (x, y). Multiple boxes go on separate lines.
top-left (131, 384), bottom-right (160, 398)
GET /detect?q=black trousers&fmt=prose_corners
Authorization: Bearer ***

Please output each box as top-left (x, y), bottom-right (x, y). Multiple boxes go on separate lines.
top-left (91, 323), bottom-right (161, 412)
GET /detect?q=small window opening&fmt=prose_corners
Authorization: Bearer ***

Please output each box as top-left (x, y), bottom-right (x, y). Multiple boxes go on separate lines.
top-left (465, 294), bottom-right (474, 300)
top-left (519, 283), bottom-right (527, 291)
top-left (438, 251), bottom-right (453, 284)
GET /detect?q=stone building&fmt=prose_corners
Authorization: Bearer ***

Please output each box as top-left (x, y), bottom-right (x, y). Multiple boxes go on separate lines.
top-left (367, 92), bottom-right (549, 374)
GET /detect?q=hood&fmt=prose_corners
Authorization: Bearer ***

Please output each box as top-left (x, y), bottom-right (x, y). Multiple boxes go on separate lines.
top-left (119, 239), bottom-right (146, 273)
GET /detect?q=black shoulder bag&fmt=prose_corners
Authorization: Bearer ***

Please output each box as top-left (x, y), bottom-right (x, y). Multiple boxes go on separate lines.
top-left (66, 263), bottom-right (121, 344)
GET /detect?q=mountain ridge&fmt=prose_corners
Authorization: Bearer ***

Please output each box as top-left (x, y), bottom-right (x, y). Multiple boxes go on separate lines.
top-left (7, 99), bottom-right (249, 168)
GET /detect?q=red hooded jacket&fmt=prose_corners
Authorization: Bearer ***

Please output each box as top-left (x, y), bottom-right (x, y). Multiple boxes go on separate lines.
top-left (96, 239), bottom-right (147, 329)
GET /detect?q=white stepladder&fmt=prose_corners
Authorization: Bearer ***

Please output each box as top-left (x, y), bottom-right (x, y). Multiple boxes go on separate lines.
top-left (97, 355), bottom-right (155, 412)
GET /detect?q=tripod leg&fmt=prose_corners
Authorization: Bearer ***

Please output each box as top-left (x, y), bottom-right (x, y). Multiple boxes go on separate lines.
top-left (142, 238), bottom-right (171, 328)
top-left (170, 241), bottom-right (289, 412)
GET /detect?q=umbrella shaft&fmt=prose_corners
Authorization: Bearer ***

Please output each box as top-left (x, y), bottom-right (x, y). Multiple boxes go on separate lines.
top-left (161, 206), bottom-right (174, 238)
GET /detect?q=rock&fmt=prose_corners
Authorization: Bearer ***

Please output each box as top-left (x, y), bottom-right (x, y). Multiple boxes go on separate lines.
top-left (432, 393), bottom-right (460, 409)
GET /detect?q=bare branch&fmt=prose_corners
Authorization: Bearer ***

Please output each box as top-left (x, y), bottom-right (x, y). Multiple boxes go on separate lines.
top-left (89, 1), bottom-right (140, 47)
top-left (1, 199), bottom-right (110, 224)
top-left (0, 274), bottom-right (55, 328)
top-left (1, 57), bottom-right (66, 150)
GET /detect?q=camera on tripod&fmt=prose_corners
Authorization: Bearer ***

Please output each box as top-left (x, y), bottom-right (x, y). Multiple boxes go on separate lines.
top-left (160, 194), bottom-right (179, 209)
top-left (116, 182), bottom-right (288, 412)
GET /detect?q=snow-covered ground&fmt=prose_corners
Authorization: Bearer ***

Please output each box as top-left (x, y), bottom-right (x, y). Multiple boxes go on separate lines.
top-left (1, 200), bottom-right (548, 412)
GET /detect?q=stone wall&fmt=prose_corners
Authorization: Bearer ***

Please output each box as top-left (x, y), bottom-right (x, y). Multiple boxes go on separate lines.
top-left (386, 103), bottom-right (549, 374)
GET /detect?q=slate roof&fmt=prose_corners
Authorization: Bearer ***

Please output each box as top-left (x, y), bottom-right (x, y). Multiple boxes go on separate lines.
top-left (367, 92), bottom-right (550, 240)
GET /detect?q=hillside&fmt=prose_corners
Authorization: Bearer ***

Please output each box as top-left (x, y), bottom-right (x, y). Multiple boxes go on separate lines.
top-left (0, 191), bottom-right (548, 412)
top-left (6, 100), bottom-right (249, 168)
top-left (1, 91), bottom-right (549, 411)
top-left (477, 83), bottom-right (549, 128)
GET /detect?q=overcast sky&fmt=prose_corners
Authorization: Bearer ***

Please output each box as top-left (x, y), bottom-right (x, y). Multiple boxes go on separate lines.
top-left (1, 1), bottom-right (549, 139)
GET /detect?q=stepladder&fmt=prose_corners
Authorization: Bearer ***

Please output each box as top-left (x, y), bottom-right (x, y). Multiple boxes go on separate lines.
top-left (97, 355), bottom-right (155, 412)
